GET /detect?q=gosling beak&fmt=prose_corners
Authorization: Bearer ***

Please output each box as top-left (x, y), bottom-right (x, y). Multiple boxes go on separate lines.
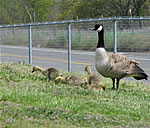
top-left (32, 70), bottom-right (34, 73)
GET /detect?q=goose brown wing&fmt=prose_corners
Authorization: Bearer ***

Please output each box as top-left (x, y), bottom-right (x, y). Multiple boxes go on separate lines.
top-left (109, 53), bottom-right (148, 80)
top-left (108, 53), bottom-right (139, 74)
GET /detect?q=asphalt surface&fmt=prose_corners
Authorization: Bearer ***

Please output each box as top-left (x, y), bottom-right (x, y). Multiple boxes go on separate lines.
top-left (0, 45), bottom-right (150, 84)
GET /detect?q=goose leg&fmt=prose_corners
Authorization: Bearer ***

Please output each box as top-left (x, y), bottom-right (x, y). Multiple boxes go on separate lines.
top-left (112, 78), bottom-right (115, 90)
top-left (116, 79), bottom-right (120, 90)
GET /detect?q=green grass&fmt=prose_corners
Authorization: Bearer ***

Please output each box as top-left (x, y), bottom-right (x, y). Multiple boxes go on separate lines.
top-left (0, 63), bottom-right (150, 127)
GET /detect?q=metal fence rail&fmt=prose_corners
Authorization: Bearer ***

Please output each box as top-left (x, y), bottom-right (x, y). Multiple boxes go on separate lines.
top-left (0, 17), bottom-right (150, 72)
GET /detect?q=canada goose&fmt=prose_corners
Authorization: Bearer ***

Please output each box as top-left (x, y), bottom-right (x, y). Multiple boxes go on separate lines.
top-left (90, 24), bottom-right (148, 90)
top-left (55, 75), bottom-right (86, 86)
top-left (84, 65), bottom-right (106, 91)
top-left (32, 66), bottom-right (61, 81)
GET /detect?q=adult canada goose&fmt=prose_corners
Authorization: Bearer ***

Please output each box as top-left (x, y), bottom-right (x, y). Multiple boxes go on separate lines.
top-left (32, 66), bottom-right (61, 81)
top-left (84, 65), bottom-right (105, 91)
top-left (90, 24), bottom-right (148, 90)
top-left (55, 75), bottom-right (86, 86)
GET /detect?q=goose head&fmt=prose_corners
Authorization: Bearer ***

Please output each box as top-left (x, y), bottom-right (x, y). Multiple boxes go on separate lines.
top-left (90, 24), bottom-right (105, 48)
top-left (89, 24), bottom-right (103, 32)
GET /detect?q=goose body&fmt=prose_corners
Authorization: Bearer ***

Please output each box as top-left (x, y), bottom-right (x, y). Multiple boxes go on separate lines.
top-left (96, 50), bottom-right (131, 79)
top-left (91, 24), bottom-right (148, 90)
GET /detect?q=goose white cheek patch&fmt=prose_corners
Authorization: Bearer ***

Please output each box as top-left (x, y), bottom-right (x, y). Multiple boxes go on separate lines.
top-left (97, 26), bottom-right (103, 32)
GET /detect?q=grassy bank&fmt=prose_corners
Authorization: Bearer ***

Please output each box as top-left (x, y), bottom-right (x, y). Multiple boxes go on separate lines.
top-left (0, 63), bottom-right (150, 127)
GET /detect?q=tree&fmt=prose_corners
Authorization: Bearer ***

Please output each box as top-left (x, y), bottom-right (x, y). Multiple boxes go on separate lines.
top-left (132, 0), bottom-right (148, 16)
top-left (0, 0), bottom-right (55, 24)
top-left (104, 0), bottom-right (149, 17)
top-left (56, 0), bottom-right (150, 20)
top-left (22, 0), bottom-right (55, 23)
top-left (104, 0), bottom-right (132, 16)
top-left (0, 0), bottom-right (22, 24)
top-left (57, 0), bottom-right (107, 20)
top-left (0, 0), bottom-right (149, 25)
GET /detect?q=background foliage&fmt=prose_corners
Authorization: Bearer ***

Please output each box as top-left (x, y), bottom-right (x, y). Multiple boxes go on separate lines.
top-left (0, 0), bottom-right (150, 25)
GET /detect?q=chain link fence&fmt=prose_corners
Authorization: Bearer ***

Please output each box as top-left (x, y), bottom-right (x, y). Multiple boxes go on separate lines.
top-left (0, 18), bottom-right (150, 72)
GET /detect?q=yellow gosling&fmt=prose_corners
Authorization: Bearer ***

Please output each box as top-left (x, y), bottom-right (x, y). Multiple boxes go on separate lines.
top-left (32, 66), bottom-right (48, 76)
top-left (55, 75), bottom-right (86, 86)
top-left (84, 65), bottom-right (101, 85)
top-left (54, 76), bottom-right (64, 85)
top-left (32, 66), bottom-right (61, 81)
top-left (47, 68), bottom-right (61, 81)
top-left (84, 65), bottom-right (106, 90)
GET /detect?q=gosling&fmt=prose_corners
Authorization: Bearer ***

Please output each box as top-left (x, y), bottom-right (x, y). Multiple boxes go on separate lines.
top-left (32, 66), bottom-right (61, 81)
top-left (47, 68), bottom-right (61, 81)
top-left (32, 66), bottom-right (48, 76)
top-left (84, 65), bottom-right (105, 91)
top-left (55, 74), bottom-right (86, 86)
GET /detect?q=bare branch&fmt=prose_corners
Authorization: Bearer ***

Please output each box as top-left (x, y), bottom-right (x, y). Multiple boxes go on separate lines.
top-left (24, 5), bottom-right (33, 23)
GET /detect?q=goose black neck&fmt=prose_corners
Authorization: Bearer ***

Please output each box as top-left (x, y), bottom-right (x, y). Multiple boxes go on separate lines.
top-left (97, 29), bottom-right (105, 48)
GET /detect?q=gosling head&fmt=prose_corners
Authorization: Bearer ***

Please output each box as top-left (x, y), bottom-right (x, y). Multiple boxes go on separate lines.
top-left (54, 76), bottom-right (64, 84)
top-left (84, 65), bottom-right (92, 75)
top-left (84, 65), bottom-right (90, 72)
top-left (32, 66), bottom-right (40, 73)
top-left (98, 83), bottom-right (106, 91)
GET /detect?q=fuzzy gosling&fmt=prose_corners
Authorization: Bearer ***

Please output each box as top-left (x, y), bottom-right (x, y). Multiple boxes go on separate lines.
top-left (55, 75), bottom-right (86, 86)
top-left (84, 65), bottom-right (105, 91)
top-left (32, 66), bottom-right (48, 76)
top-left (85, 65), bottom-right (101, 85)
top-left (32, 66), bottom-right (61, 81)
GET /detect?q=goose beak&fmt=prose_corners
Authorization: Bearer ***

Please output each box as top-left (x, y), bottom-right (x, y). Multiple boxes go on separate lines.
top-left (89, 28), bottom-right (96, 31)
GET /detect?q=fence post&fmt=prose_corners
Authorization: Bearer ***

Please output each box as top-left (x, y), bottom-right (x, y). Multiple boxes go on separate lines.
top-left (28, 25), bottom-right (32, 64)
top-left (113, 20), bottom-right (117, 53)
top-left (68, 23), bottom-right (71, 72)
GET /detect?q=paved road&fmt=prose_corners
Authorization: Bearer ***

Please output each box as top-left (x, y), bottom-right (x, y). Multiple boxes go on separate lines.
top-left (0, 45), bottom-right (150, 84)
